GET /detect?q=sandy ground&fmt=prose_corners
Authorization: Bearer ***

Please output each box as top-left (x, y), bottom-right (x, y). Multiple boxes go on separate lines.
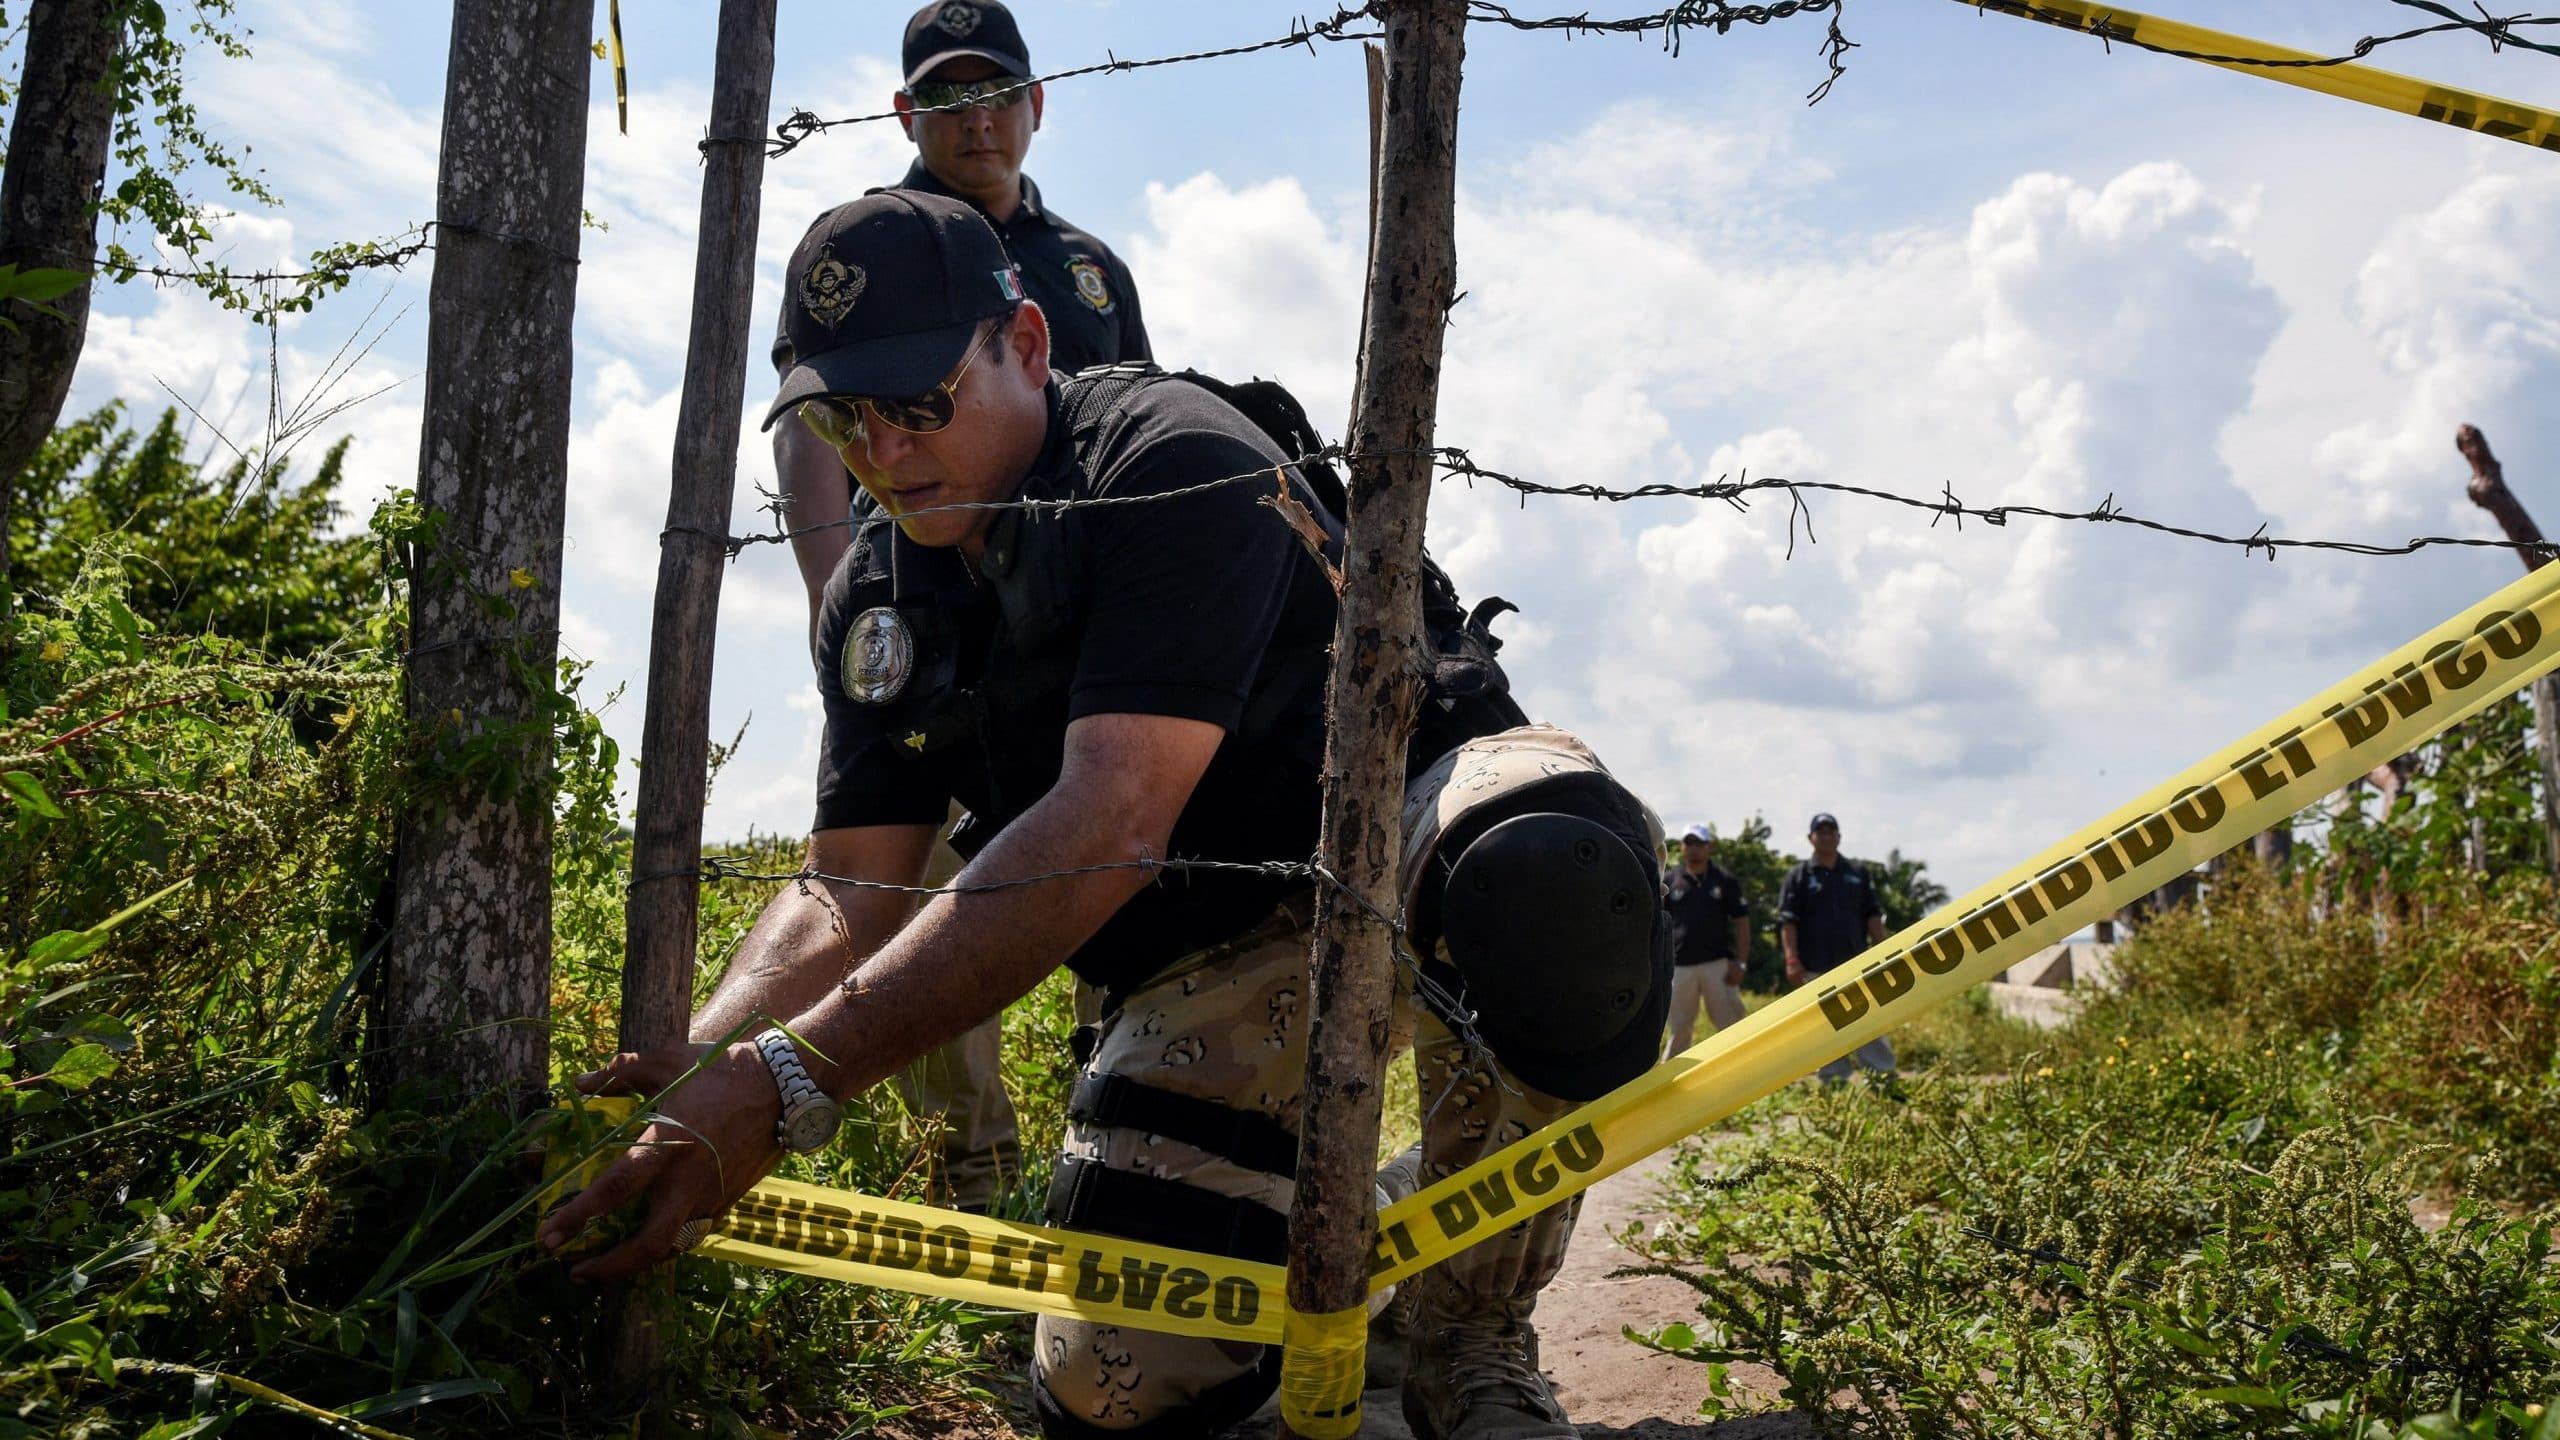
top-left (892, 1148), bottom-right (1812, 1439)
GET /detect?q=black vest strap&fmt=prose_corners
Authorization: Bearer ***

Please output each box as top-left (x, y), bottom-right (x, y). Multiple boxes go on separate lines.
top-left (1044, 1154), bottom-right (1289, 1264)
top-left (1069, 1073), bottom-right (1300, 1180)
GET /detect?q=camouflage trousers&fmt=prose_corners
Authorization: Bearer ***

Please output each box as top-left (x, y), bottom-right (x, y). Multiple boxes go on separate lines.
top-left (1035, 726), bottom-right (1632, 1432)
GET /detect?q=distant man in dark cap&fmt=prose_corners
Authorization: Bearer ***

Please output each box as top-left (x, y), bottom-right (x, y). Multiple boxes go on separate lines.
top-left (548, 191), bottom-right (1672, 1440)
top-left (1779, 812), bottom-right (1894, 1084)
top-left (762, 1), bottom-right (1159, 1213)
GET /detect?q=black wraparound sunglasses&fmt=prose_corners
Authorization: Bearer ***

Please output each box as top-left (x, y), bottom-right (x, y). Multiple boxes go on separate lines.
top-left (796, 320), bottom-right (1005, 451)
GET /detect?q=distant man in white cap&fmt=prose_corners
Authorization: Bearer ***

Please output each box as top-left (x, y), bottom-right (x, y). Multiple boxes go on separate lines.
top-left (1662, 822), bottom-right (1751, 1052)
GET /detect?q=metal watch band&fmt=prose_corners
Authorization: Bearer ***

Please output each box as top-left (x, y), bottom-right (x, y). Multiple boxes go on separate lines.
top-left (754, 1028), bottom-right (825, 1124)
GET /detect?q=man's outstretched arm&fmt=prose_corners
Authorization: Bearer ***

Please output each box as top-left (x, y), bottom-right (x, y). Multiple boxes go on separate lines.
top-left (686, 822), bottom-right (937, 1046)
top-left (539, 710), bottom-right (1224, 1280)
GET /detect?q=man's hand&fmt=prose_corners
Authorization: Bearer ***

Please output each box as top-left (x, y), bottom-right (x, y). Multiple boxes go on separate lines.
top-left (1725, 961), bottom-right (1745, 988)
top-left (1785, 957), bottom-right (1809, 989)
top-left (537, 1041), bottom-right (786, 1282)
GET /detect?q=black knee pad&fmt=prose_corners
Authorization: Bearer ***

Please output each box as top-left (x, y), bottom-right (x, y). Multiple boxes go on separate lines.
top-left (1032, 1348), bottom-right (1279, 1439)
top-left (1432, 799), bottom-right (1671, 1101)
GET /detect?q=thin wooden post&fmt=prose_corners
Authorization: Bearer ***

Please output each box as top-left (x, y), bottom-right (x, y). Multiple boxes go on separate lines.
top-left (606, 0), bottom-right (776, 1402)
top-left (2458, 423), bottom-right (2560, 880)
top-left (1284, 3), bottom-right (1466, 1435)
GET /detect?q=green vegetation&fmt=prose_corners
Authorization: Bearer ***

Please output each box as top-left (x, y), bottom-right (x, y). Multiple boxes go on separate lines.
top-left (1631, 861), bottom-right (2560, 1437)
top-left (0, 435), bottom-right (1039, 1436)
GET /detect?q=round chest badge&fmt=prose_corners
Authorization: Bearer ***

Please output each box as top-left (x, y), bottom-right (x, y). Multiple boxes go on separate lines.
top-left (1067, 257), bottom-right (1115, 315)
top-left (842, 607), bottom-right (914, 704)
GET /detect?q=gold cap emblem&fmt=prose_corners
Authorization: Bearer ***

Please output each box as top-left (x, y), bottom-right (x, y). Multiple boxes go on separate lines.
top-left (799, 245), bottom-right (866, 330)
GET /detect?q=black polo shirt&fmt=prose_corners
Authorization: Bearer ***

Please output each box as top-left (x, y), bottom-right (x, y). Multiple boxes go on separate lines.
top-left (809, 373), bottom-right (1337, 993)
top-left (1664, 862), bottom-right (1747, 967)
top-left (1778, 857), bottom-right (1881, 975)
top-left (888, 162), bottom-right (1151, 375)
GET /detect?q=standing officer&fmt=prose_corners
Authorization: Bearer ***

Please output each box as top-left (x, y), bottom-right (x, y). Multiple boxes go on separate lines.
top-left (544, 192), bottom-right (1670, 1440)
top-left (1663, 822), bottom-right (1751, 1052)
top-left (757, 0), bottom-right (1157, 1211)
top-left (1778, 812), bottom-right (1893, 1084)
top-left (770, 0), bottom-right (1151, 608)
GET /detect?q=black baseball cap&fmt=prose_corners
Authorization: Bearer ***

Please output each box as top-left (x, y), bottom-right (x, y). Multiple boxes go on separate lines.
top-left (761, 191), bottom-right (1024, 431)
top-left (903, 1), bottom-right (1031, 87)
top-left (1809, 812), bottom-right (1840, 831)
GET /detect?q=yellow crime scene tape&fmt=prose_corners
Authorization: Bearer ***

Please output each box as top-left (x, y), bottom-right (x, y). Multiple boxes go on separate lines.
top-left (555, 560), bottom-right (2560, 1435)
top-left (1954, 0), bottom-right (2560, 154)
top-left (552, 1095), bottom-right (1290, 1346)
top-left (1368, 560), bottom-right (2560, 1291)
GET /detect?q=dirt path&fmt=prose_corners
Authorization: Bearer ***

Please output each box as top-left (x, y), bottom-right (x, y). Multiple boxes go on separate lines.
top-left (1331, 1147), bottom-right (1809, 1440)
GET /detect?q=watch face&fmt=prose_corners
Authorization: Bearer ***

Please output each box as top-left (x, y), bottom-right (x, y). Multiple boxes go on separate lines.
top-left (784, 1099), bottom-right (843, 1153)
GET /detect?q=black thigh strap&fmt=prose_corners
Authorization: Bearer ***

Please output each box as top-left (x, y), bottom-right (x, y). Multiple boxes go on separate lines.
top-left (1069, 1072), bottom-right (1301, 1180)
top-left (1045, 1154), bottom-right (1289, 1265)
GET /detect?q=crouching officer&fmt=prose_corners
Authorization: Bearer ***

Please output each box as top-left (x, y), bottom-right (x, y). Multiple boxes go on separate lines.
top-left (539, 190), bottom-right (1669, 1440)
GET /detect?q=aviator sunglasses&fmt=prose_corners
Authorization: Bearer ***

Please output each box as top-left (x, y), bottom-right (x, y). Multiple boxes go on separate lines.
top-left (904, 77), bottom-right (1030, 113)
top-left (796, 320), bottom-right (1005, 451)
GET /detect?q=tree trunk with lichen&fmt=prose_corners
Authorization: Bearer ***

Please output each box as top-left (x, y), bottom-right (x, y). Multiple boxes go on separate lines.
top-left (1284, 3), bottom-right (1466, 1433)
top-left (0, 0), bottom-right (120, 652)
top-left (380, 1), bottom-right (591, 1106)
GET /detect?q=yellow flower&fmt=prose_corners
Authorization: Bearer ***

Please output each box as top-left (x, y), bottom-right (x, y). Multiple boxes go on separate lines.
top-left (2528, 1404), bottom-right (2545, 1420)
top-left (2181, 1050), bottom-right (2194, 1061)
top-left (39, 640), bottom-right (66, 662)
top-left (510, 567), bottom-right (537, 590)
top-left (2114, 1035), bottom-right (2129, 1048)
top-left (2034, 1066), bottom-right (2054, 1079)
top-left (2104, 1055), bottom-right (2117, 1066)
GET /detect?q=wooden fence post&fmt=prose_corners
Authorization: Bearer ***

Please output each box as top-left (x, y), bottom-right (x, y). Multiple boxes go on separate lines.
top-left (1284, 2), bottom-right (1466, 1434)
top-left (2457, 424), bottom-right (2560, 880)
top-left (606, 0), bottom-right (777, 1401)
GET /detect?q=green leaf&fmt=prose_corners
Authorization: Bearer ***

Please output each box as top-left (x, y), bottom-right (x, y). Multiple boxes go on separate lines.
top-left (2193, 1385), bottom-right (2287, 1409)
top-left (2, 771), bottom-right (65, 820)
top-left (45, 1043), bottom-right (117, 1090)
top-left (0, 264), bottom-right (87, 305)
top-left (392, 1288), bottom-right (418, 1387)
top-left (338, 1378), bottom-right (504, 1419)
top-left (2155, 1324), bottom-right (2219, 1357)
top-left (23, 930), bottom-right (103, 967)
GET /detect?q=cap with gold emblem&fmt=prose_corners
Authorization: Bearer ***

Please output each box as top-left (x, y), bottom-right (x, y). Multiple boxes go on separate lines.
top-left (903, 1), bottom-right (1030, 87)
top-left (762, 190), bottom-right (1023, 432)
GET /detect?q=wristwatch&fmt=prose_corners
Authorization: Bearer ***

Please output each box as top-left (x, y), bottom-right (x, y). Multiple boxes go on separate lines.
top-left (753, 1028), bottom-right (843, 1153)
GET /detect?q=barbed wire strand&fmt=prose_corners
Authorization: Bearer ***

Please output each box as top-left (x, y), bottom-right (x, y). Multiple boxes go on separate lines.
top-left (2389, 0), bottom-right (2560, 58)
top-left (677, 439), bottom-right (2560, 567)
top-left (1971, 0), bottom-right (2560, 71)
top-left (720, 0), bottom-right (1871, 159)
top-left (662, 851), bottom-right (1514, 1101)
top-left (727, 7), bottom-right (1382, 160)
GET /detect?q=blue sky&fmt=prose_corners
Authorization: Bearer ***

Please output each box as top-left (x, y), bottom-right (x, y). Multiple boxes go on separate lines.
top-left (43, 0), bottom-right (2560, 894)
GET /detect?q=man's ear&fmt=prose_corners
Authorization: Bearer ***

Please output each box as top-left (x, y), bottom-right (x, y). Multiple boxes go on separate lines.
top-left (1010, 301), bottom-right (1053, 388)
top-left (893, 89), bottom-right (917, 141)
top-left (1029, 80), bottom-right (1045, 131)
